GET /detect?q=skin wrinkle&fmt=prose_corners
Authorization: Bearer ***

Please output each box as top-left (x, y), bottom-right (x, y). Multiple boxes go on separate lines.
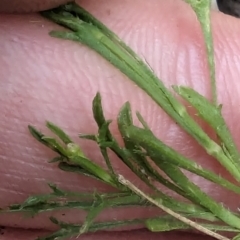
top-left (1, 1), bottom-right (240, 239)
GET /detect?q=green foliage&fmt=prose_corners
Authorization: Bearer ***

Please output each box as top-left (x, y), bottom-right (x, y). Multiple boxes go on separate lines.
top-left (2, 2), bottom-right (240, 240)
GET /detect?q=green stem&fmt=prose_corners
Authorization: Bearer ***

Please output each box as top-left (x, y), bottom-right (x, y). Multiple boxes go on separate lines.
top-left (174, 86), bottom-right (240, 171)
top-left (41, 5), bottom-right (240, 182)
top-left (38, 215), bottom-right (239, 240)
top-left (3, 194), bottom-right (147, 215)
top-left (125, 126), bottom-right (240, 230)
top-left (184, 0), bottom-right (217, 105)
top-left (118, 175), bottom-right (228, 240)
top-left (90, 93), bottom-right (198, 210)
top-left (146, 216), bottom-right (239, 234)
top-left (37, 218), bottom-right (144, 240)
top-left (12, 3), bottom-right (240, 239)
top-left (124, 125), bottom-right (240, 195)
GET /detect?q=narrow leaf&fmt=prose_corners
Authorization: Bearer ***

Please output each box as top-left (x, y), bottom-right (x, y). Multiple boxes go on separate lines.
top-left (126, 125), bottom-right (240, 195)
top-left (48, 183), bottom-right (65, 196)
top-left (58, 162), bottom-right (103, 182)
top-left (92, 92), bottom-right (106, 128)
top-left (46, 121), bottom-right (72, 144)
top-left (42, 136), bottom-right (67, 156)
top-left (79, 200), bottom-right (105, 234)
top-left (174, 85), bottom-right (240, 178)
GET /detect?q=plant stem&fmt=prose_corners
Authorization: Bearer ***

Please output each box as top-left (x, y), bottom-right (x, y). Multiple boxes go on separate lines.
top-left (123, 123), bottom-right (240, 194)
top-left (184, 0), bottom-right (217, 105)
top-left (41, 5), bottom-right (240, 182)
top-left (174, 86), bottom-right (240, 169)
top-left (146, 216), bottom-right (240, 233)
top-left (5, 2), bottom-right (239, 239)
top-left (118, 174), bottom-right (229, 240)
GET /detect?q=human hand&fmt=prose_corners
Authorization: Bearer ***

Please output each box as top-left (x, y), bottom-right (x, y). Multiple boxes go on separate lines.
top-left (1, 0), bottom-right (240, 239)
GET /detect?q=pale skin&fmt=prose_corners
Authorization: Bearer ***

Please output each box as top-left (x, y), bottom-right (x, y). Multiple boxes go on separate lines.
top-left (1, 0), bottom-right (240, 239)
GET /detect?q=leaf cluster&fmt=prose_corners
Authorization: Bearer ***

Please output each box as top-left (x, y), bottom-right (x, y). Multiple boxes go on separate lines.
top-left (2, 2), bottom-right (240, 240)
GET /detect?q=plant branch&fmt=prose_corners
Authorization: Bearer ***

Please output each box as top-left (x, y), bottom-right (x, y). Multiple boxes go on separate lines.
top-left (2, 2), bottom-right (240, 240)
top-left (184, 0), bottom-right (217, 105)
top-left (118, 175), bottom-right (230, 240)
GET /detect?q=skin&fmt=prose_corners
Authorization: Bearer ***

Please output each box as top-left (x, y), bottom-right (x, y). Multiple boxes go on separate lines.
top-left (1, 0), bottom-right (240, 239)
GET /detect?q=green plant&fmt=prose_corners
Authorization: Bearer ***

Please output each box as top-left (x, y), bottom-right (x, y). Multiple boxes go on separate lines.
top-left (2, 1), bottom-right (240, 240)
